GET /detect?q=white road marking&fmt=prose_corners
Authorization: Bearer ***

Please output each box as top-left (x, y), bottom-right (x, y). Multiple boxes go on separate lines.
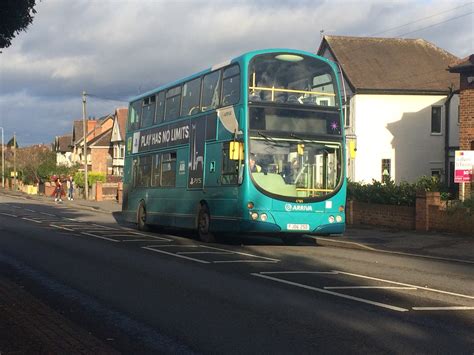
top-left (260, 271), bottom-right (338, 275)
top-left (142, 246), bottom-right (210, 264)
top-left (91, 224), bottom-right (117, 230)
top-left (324, 286), bottom-right (417, 290)
top-left (24, 209), bottom-right (36, 213)
top-left (40, 212), bottom-right (56, 217)
top-left (0, 212), bottom-right (18, 217)
top-left (213, 260), bottom-right (279, 264)
top-left (200, 245), bottom-right (280, 262)
top-left (11, 206), bottom-right (21, 209)
top-left (80, 232), bottom-right (119, 243)
top-left (122, 239), bottom-right (164, 242)
top-left (50, 224), bottom-right (74, 232)
top-left (412, 306), bottom-right (474, 311)
top-left (22, 217), bottom-right (41, 224)
top-left (177, 251), bottom-right (233, 255)
top-left (335, 271), bottom-right (474, 300)
top-left (252, 273), bottom-right (408, 312)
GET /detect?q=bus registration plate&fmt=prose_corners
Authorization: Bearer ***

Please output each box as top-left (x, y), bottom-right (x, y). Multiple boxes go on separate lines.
top-left (287, 224), bottom-right (310, 231)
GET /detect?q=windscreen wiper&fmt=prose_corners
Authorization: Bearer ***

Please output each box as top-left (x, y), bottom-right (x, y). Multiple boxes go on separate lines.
top-left (258, 131), bottom-right (277, 142)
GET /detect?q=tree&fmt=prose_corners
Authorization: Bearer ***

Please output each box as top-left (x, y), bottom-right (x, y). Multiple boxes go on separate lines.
top-left (0, 0), bottom-right (38, 49)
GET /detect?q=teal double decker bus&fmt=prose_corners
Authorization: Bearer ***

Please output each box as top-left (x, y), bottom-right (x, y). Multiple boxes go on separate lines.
top-left (122, 49), bottom-right (346, 244)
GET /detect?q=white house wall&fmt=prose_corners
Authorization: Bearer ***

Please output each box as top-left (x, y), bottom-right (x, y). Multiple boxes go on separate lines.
top-left (353, 94), bottom-right (455, 183)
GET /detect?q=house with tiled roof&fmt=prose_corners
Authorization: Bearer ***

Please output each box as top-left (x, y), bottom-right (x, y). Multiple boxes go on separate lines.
top-left (317, 35), bottom-right (460, 187)
top-left (53, 134), bottom-right (73, 167)
top-left (110, 108), bottom-right (128, 176)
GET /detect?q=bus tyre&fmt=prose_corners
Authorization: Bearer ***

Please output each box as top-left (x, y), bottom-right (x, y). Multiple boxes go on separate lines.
top-left (137, 202), bottom-right (150, 232)
top-left (197, 205), bottom-right (215, 243)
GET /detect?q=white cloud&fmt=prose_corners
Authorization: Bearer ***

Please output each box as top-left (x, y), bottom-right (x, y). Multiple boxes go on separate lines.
top-left (0, 0), bottom-right (472, 145)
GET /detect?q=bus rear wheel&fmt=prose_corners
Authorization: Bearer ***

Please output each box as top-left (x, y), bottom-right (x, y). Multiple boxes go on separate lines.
top-left (137, 202), bottom-right (150, 232)
top-left (197, 205), bottom-right (215, 243)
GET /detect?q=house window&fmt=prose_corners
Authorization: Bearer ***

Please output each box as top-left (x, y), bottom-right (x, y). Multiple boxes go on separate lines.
top-left (431, 169), bottom-right (441, 182)
top-left (381, 159), bottom-right (391, 183)
top-left (431, 106), bottom-right (442, 134)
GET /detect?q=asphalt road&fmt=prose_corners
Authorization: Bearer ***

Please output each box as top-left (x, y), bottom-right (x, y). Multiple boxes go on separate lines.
top-left (0, 193), bottom-right (473, 354)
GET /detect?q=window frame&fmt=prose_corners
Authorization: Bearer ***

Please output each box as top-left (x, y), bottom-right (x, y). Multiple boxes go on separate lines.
top-left (221, 64), bottom-right (241, 107)
top-left (431, 105), bottom-right (442, 135)
top-left (201, 69), bottom-right (222, 113)
top-left (161, 151), bottom-right (177, 187)
top-left (154, 91), bottom-right (166, 124)
top-left (181, 77), bottom-right (202, 117)
top-left (165, 85), bottom-right (182, 121)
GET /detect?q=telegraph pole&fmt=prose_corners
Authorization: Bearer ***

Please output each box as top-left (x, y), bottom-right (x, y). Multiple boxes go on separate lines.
top-left (82, 91), bottom-right (89, 200)
top-left (13, 132), bottom-right (17, 190)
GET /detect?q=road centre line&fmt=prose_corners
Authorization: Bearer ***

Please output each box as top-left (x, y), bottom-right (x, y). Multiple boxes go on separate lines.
top-left (200, 245), bottom-right (280, 262)
top-left (50, 224), bottom-right (74, 232)
top-left (40, 212), bottom-right (56, 217)
top-left (0, 212), bottom-right (18, 217)
top-left (142, 246), bottom-right (210, 264)
top-left (260, 271), bottom-right (338, 275)
top-left (335, 271), bottom-right (474, 300)
top-left (324, 286), bottom-right (417, 290)
top-left (412, 306), bottom-right (474, 311)
top-left (252, 273), bottom-right (408, 312)
top-left (213, 260), bottom-right (279, 264)
top-left (80, 232), bottom-right (120, 243)
top-left (22, 217), bottom-right (42, 223)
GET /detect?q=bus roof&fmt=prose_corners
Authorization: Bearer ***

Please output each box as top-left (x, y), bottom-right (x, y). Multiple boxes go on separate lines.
top-left (129, 48), bottom-right (332, 103)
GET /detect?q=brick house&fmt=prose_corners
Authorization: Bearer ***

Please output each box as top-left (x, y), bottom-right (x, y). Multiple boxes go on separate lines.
top-left (317, 36), bottom-right (460, 187)
top-left (449, 54), bottom-right (474, 198)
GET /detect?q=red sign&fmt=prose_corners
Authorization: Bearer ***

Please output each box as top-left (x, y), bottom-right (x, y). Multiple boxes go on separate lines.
top-left (454, 151), bottom-right (474, 183)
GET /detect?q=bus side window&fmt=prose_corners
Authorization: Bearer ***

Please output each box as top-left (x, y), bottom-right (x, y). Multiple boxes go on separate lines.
top-left (165, 86), bottom-right (182, 120)
top-left (155, 91), bottom-right (165, 124)
top-left (161, 152), bottom-right (177, 187)
top-left (221, 142), bottom-right (239, 185)
top-left (182, 77), bottom-right (201, 116)
top-left (129, 100), bottom-right (142, 130)
top-left (151, 154), bottom-right (161, 187)
top-left (137, 155), bottom-right (152, 187)
top-left (222, 65), bottom-right (240, 107)
top-left (132, 158), bottom-right (138, 187)
top-left (141, 96), bottom-right (155, 128)
top-left (201, 70), bottom-right (221, 112)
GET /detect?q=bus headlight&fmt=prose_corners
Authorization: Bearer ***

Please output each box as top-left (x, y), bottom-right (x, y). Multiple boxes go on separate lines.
top-left (251, 212), bottom-right (259, 220)
top-left (260, 213), bottom-right (268, 222)
top-left (328, 216), bottom-right (335, 223)
top-left (336, 215), bottom-right (342, 223)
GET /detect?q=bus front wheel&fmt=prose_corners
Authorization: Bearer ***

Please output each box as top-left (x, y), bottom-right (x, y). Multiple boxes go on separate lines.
top-left (197, 205), bottom-right (215, 243)
top-left (137, 202), bottom-right (150, 232)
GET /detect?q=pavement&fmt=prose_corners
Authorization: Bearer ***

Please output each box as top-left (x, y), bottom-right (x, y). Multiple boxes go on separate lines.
top-left (0, 188), bottom-right (472, 353)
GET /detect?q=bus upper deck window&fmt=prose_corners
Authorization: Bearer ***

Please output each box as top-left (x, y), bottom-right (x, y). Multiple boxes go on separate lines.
top-left (201, 70), bottom-right (221, 112)
top-left (222, 65), bottom-right (240, 107)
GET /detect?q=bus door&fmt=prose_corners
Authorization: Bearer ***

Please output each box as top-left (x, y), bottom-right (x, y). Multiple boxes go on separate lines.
top-left (188, 117), bottom-right (206, 189)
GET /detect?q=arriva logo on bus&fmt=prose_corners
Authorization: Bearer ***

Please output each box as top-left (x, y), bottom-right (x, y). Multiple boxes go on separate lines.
top-left (284, 203), bottom-right (313, 212)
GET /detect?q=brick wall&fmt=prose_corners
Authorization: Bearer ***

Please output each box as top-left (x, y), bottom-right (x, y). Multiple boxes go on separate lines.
top-left (347, 192), bottom-right (473, 236)
top-left (347, 200), bottom-right (415, 230)
top-left (91, 147), bottom-right (112, 175)
top-left (457, 70), bottom-right (474, 198)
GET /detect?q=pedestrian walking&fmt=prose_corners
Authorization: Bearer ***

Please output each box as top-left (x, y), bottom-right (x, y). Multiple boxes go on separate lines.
top-left (53, 176), bottom-right (63, 202)
top-left (66, 176), bottom-right (74, 200)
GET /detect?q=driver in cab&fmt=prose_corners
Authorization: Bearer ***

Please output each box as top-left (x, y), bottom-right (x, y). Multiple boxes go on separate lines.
top-left (249, 153), bottom-right (262, 173)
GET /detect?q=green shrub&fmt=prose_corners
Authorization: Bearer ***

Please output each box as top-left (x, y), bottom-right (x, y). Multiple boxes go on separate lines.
top-left (74, 171), bottom-right (106, 188)
top-left (348, 176), bottom-right (444, 207)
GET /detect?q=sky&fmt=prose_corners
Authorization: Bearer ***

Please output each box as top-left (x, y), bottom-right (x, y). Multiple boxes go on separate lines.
top-left (0, 0), bottom-right (472, 146)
